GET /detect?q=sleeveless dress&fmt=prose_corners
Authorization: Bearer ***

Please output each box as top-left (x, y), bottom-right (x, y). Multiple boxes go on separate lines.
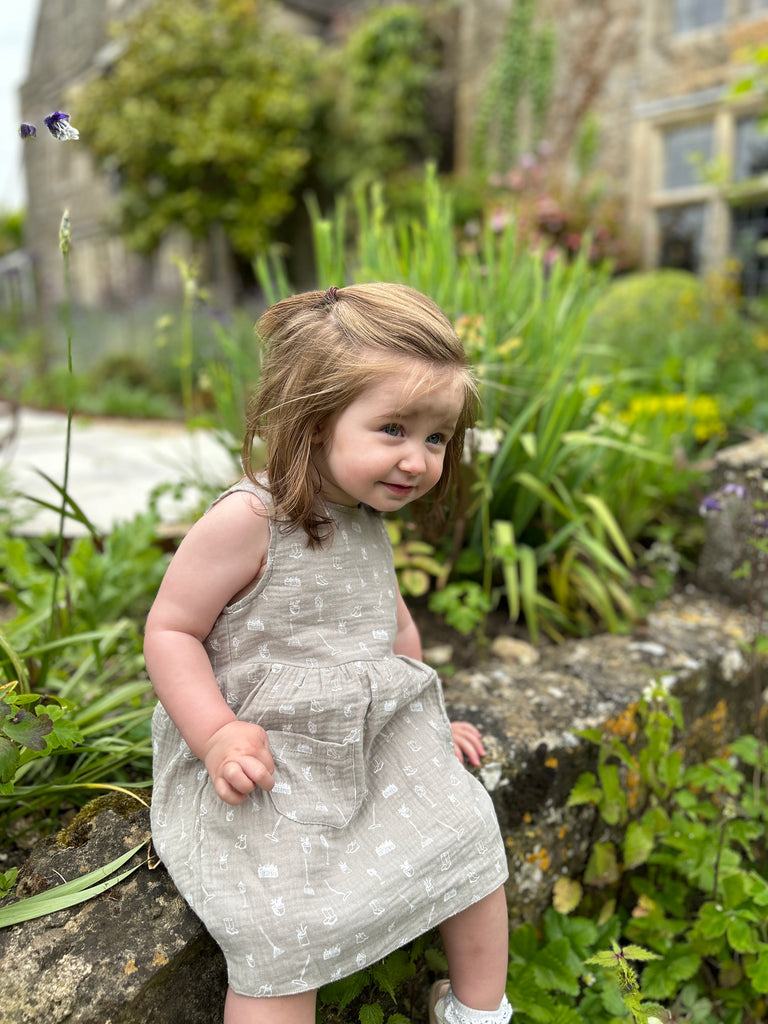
top-left (150, 479), bottom-right (508, 998)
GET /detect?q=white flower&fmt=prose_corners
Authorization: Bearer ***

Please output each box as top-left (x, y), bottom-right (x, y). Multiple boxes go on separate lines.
top-left (463, 427), bottom-right (503, 462)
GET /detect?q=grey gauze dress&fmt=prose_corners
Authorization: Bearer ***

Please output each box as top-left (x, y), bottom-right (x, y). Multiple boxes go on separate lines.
top-left (150, 478), bottom-right (508, 997)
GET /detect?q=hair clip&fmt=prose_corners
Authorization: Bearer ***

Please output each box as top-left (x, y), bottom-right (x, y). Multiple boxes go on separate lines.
top-left (324, 285), bottom-right (341, 304)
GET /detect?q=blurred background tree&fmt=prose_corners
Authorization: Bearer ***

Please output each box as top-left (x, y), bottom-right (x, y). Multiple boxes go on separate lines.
top-left (78, 0), bottom-right (446, 292)
top-left (0, 212), bottom-right (25, 258)
top-left (78, 0), bottom-right (320, 286)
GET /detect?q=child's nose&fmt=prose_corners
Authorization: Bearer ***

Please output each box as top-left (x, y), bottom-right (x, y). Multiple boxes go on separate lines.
top-left (398, 443), bottom-right (427, 475)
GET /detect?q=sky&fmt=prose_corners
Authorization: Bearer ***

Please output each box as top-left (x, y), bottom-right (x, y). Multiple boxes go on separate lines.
top-left (1, 1), bottom-right (40, 212)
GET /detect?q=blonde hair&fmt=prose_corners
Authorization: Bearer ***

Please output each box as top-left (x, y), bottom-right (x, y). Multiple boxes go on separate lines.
top-left (242, 282), bottom-right (477, 545)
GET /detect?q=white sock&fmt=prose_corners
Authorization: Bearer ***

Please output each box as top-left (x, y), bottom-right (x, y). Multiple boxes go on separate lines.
top-left (442, 989), bottom-right (513, 1024)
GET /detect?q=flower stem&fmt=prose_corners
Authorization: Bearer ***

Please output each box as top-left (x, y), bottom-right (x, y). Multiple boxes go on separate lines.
top-left (41, 211), bottom-right (74, 686)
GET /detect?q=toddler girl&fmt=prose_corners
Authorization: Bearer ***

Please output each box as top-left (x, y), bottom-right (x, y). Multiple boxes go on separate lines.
top-left (145, 283), bottom-right (512, 1024)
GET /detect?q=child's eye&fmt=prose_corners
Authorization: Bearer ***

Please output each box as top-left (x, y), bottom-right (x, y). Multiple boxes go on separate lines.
top-left (381, 423), bottom-right (403, 437)
top-left (426, 432), bottom-right (446, 446)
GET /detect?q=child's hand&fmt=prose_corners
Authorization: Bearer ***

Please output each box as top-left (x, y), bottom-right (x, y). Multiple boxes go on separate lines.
top-left (202, 721), bottom-right (275, 805)
top-left (450, 720), bottom-right (486, 767)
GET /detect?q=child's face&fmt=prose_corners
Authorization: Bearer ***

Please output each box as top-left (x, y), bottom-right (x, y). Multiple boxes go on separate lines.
top-left (312, 360), bottom-right (465, 511)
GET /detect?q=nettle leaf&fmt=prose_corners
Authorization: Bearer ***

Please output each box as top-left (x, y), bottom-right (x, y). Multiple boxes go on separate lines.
top-left (746, 944), bottom-right (768, 993)
top-left (371, 948), bottom-right (414, 1002)
top-left (566, 771), bottom-right (601, 807)
top-left (694, 902), bottom-right (728, 940)
top-left (424, 947), bottom-right (448, 974)
top-left (510, 922), bottom-right (540, 961)
top-left (359, 1003), bottom-right (384, 1024)
top-left (320, 970), bottom-right (369, 1011)
top-left (531, 939), bottom-right (580, 995)
top-left (0, 736), bottom-right (19, 784)
top-left (621, 944), bottom-right (661, 961)
top-left (624, 820), bottom-right (655, 869)
top-left (584, 842), bottom-right (619, 888)
top-left (727, 916), bottom-right (760, 953)
top-left (399, 568), bottom-right (431, 597)
top-left (3, 709), bottom-right (54, 751)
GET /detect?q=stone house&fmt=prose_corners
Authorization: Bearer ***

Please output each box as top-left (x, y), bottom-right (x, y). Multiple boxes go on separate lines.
top-left (17, 0), bottom-right (768, 309)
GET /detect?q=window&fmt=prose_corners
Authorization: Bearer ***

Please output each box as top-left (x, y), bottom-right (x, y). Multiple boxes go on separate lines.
top-left (735, 116), bottom-right (768, 180)
top-left (663, 123), bottom-right (713, 189)
top-left (732, 204), bottom-right (768, 295)
top-left (658, 205), bottom-right (708, 273)
top-left (673, 0), bottom-right (725, 32)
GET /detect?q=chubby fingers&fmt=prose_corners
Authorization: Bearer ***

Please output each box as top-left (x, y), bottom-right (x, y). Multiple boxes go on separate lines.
top-left (203, 721), bottom-right (275, 805)
top-left (450, 720), bottom-right (486, 767)
top-left (215, 753), bottom-right (276, 804)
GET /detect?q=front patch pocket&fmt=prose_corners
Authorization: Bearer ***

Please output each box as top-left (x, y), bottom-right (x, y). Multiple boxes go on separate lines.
top-left (266, 730), bottom-right (363, 828)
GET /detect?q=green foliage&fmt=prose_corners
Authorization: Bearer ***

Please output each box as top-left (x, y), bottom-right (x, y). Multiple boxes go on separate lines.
top-left (428, 583), bottom-right (491, 636)
top-left (503, 908), bottom-right (667, 1024)
top-left (0, 210), bottom-right (24, 256)
top-left (317, 935), bottom-right (446, 1024)
top-left (472, 0), bottom-right (555, 174)
top-left (0, 839), bottom-right (147, 927)
top-left (317, 4), bottom-right (442, 191)
top-left (78, 0), bottom-right (319, 260)
top-left (0, 508), bottom-right (167, 828)
top-left (385, 520), bottom-right (446, 599)
top-left (77, 0), bottom-right (448, 267)
top-left (0, 680), bottom-right (81, 795)
top-left (586, 268), bottom-right (768, 437)
top-left (563, 685), bottom-right (768, 1022)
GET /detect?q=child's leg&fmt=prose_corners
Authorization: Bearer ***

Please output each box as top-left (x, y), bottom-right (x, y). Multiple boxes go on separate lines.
top-left (438, 886), bottom-right (509, 1010)
top-left (224, 987), bottom-right (316, 1024)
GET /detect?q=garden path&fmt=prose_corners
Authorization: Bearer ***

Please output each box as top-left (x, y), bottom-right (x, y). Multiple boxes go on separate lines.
top-left (1, 407), bottom-right (237, 537)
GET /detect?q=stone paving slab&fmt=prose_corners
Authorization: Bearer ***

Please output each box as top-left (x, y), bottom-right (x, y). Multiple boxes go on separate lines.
top-left (1, 408), bottom-right (238, 536)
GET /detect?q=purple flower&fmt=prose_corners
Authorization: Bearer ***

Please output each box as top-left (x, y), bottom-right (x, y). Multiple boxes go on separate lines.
top-left (19, 123), bottom-right (37, 139)
top-left (44, 111), bottom-right (79, 141)
top-left (721, 483), bottom-right (747, 499)
top-left (699, 494), bottom-right (723, 516)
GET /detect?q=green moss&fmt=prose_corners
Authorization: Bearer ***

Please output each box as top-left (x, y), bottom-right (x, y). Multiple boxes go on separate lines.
top-left (56, 792), bottom-right (148, 849)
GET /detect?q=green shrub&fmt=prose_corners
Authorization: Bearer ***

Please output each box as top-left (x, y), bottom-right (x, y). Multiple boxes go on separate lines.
top-left (586, 269), bottom-right (768, 436)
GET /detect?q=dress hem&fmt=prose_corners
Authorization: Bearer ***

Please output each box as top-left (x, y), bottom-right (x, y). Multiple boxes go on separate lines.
top-left (225, 869), bottom-right (509, 999)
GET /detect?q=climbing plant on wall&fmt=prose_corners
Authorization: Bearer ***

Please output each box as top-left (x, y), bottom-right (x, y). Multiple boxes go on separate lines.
top-left (471, 0), bottom-right (555, 174)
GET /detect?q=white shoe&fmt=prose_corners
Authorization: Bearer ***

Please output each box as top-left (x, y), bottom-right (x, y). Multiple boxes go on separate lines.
top-left (428, 980), bottom-right (451, 1024)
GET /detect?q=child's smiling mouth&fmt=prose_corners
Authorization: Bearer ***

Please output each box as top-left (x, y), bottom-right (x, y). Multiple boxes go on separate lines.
top-left (382, 482), bottom-right (415, 497)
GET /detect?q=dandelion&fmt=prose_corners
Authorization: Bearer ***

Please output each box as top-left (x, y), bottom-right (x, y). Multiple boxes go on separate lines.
top-left (44, 111), bottom-right (79, 141)
top-left (18, 123), bottom-right (36, 139)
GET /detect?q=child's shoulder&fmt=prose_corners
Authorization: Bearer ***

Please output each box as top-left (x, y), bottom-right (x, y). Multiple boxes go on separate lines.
top-left (210, 474), bottom-right (272, 512)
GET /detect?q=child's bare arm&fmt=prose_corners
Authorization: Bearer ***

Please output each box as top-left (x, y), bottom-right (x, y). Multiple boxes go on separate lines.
top-left (144, 490), bottom-right (275, 803)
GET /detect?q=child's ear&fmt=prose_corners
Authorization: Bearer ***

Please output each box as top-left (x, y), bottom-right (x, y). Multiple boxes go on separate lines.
top-left (312, 420), bottom-right (328, 444)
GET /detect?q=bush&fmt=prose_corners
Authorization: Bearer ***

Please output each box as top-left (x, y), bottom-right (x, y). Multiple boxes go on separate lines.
top-left (586, 269), bottom-right (768, 437)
